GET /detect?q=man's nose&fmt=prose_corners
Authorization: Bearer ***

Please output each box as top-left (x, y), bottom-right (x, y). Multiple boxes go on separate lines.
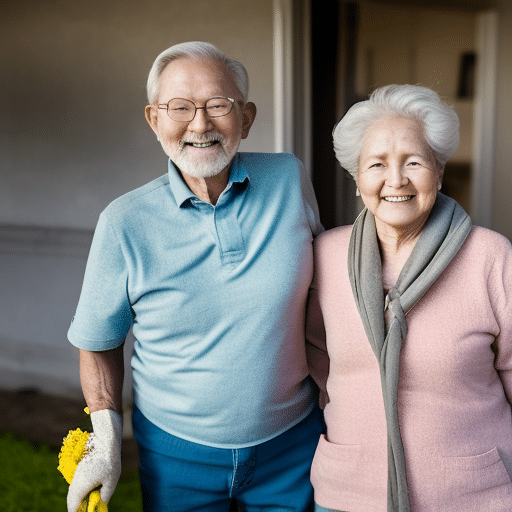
top-left (187, 107), bottom-right (214, 132)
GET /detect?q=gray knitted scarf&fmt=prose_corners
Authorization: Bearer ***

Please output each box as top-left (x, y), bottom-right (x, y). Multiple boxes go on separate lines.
top-left (348, 193), bottom-right (472, 512)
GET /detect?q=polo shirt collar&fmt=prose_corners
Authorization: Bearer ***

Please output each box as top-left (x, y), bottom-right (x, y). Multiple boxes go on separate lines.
top-left (227, 153), bottom-right (250, 187)
top-left (167, 154), bottom-right (250, 208)
top-left (167, 159), bottom-right (196, 206)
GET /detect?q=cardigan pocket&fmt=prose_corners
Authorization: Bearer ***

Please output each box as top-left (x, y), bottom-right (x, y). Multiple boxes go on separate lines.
top-left (310, 434), bottom-right (387, 511)
top-left (440, 447), bottom-right (512, 512)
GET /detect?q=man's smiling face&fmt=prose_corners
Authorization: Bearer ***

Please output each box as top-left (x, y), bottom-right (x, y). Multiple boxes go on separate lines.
top-left (146, 57), bottom-right (253, 179)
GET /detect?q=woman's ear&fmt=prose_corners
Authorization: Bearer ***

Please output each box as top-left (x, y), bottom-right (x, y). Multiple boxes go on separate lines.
top-left (437, 165), bottom-right (445, 191)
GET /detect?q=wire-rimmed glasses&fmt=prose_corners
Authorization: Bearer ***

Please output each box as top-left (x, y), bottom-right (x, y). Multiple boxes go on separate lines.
top-left (153, 97), bottom-right (236, 122)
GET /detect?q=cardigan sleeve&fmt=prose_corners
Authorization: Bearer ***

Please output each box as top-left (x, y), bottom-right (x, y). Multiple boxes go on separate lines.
top-left (306, 278), bottom-right (330, 408)
top-left (490, 233), bottom-right (512, 407)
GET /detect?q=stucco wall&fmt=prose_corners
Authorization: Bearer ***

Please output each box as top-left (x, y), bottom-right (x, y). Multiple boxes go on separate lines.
top-left (0, 0), bottom-right (274, 230)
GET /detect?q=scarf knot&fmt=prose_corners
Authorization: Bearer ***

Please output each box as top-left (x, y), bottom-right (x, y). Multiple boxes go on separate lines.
top-left (385, 288), bottom-right (407, 338)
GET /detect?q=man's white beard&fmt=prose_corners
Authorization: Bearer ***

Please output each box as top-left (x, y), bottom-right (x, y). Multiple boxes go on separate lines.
top-left (173, 148), bottom-right (233, 179)
top-left (162, 134), bottom-right (238, 179)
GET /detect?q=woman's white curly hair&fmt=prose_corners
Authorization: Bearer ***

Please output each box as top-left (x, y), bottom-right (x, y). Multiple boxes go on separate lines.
top-left (333, 84), bottom-right (460, 179)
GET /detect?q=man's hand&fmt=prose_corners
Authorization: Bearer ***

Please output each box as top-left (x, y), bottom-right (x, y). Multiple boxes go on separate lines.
top-left (67, 409), bottom-right (123, 512)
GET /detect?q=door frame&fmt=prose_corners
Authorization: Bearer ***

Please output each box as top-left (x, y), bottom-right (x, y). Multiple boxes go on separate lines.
top-left (471, 9), bottom-right (498, 228)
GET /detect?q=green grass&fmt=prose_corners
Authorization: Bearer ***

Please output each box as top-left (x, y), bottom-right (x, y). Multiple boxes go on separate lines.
top-left (0, 432), bottom-right (142, 511)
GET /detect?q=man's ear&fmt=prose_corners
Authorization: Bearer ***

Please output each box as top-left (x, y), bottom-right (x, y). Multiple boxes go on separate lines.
top-left (241, 102), bottom-right (257, 140)
top-left (145, 105), bottom-right (159, 135)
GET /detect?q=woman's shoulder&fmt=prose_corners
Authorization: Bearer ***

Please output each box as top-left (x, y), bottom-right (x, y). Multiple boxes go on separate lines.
top-left (314, 225), bottom-right (353, 252)
top-left (457, 226), bottom-right (512, 278)
top-left (465, 226), bottom-right (512, 254)
top-left (313, 226), bottom-right (352, 262)
top-left (313, 226), bottom-right (353, 281)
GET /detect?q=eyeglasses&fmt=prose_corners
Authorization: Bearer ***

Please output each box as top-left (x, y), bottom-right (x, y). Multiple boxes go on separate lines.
top-left (153, 97), bottom-right (236, 122)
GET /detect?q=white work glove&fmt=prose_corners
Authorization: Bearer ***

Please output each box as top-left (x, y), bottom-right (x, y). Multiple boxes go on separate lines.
top-left (67, 409), bottom-right (123, 512)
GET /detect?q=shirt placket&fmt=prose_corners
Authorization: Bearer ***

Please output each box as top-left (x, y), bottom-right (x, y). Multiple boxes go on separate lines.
top-left (213, 199), bottom-right (245, 267)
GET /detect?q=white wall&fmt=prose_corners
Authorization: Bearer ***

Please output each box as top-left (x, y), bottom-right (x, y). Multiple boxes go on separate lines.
top-left (0, 0), bottom-right (275, 399)
top-left (0, 227), bottom-right (95, 396)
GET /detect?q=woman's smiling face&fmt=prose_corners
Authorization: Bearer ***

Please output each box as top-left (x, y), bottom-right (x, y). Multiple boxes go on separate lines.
top-left (356, 116), bottom-right (443, 239)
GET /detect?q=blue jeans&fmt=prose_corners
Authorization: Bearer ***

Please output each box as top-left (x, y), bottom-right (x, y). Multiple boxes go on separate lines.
top-left (132, 405), bottom-right (324, 512)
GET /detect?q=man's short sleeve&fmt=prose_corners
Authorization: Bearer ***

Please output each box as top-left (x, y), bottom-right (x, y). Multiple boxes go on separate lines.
top-left (68, 211), bottom-right (133, 351)
top-left (299, 161), bottom-right (324, 236)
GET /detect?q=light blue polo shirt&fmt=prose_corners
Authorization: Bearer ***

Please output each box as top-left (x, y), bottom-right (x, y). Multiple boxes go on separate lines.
top-left (68, 152), bottom-right (323, 448)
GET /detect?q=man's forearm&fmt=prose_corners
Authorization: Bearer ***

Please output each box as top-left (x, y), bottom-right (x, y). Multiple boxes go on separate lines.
top-left (79, 346), bottom-right (124, 415)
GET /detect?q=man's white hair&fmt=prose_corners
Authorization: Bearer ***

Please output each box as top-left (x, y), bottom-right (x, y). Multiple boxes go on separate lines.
top-left (146, 41), bottom-right (249, 105)
top-left (333, 84), bottom-right (460, 179)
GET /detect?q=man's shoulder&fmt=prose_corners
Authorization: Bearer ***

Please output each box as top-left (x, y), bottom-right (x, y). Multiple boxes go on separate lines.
top-left (238, 151), bottom-right (300, 170)
top-left (237, 152), bottom-right (303, 187)
top-left (102, 173), bottom-right (169, 218)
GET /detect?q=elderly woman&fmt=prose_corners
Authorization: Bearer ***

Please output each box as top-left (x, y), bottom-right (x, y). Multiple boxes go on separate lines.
top-left (306, 84), bottom-right (512, 512)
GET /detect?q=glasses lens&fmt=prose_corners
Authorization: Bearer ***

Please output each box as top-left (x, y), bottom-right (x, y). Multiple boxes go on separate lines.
top-left (167, 98), bottom-right (195, 121)
top-left (205, 97), bottom-right (233, 118)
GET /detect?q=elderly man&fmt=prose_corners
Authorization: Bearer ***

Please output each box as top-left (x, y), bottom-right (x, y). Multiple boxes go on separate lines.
top-left (67, 41), bottom-right (323, 512)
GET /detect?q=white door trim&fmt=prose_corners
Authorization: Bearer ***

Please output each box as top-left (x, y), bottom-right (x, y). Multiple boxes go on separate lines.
top-left (273, 0), bottom-right (312, 174)
top-left (273, 0), bottom-right (294, 154)
top-left (471, 9), bottom-right (499, 228)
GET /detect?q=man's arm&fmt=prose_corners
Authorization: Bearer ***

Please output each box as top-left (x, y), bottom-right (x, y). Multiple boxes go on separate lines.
top-left (67, 347), bottom-right (125, 512)
top-left (298, 160), bottom-right (324, 236)
top-left (79, 346), bottom-right (124, 415)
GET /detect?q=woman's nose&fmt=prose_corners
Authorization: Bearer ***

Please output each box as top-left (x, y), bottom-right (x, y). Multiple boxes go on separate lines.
top-left (385, 165), bottom-right (409, 188)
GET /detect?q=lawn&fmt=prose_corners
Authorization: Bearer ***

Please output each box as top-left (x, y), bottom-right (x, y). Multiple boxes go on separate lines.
top-left (0, 431), bottom-right (142, 512)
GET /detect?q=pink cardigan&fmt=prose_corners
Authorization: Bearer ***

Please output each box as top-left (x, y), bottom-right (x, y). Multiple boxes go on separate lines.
top-left (306, 225), bottom-right (512, 512)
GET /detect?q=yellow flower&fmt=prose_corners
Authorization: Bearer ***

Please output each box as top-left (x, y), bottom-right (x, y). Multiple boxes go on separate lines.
top-left (58, 428), bottom-right (90, 484)
top-left (85, 490), bottom-right (108, 512)
top-left (58, 410), bottom-right (108, 512)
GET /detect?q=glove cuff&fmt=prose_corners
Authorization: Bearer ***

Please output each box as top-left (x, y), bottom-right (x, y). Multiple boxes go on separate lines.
top-left (90, 409), bottom-right (123, 445)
